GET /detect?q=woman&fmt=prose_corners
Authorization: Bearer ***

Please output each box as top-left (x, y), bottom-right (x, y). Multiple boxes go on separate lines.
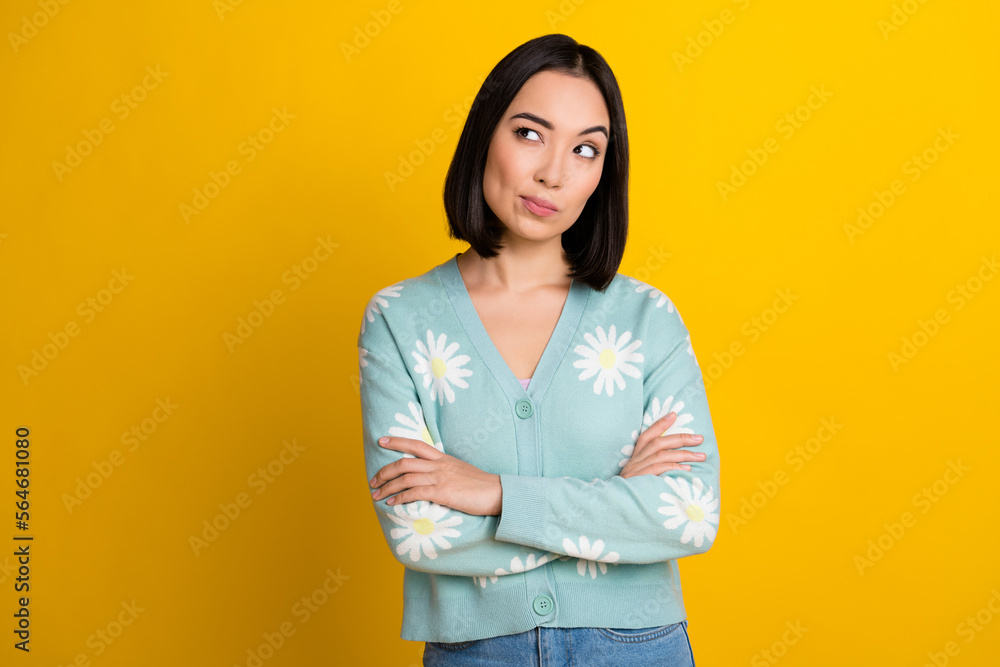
top-left (359, 33), bottom-right (720, 666)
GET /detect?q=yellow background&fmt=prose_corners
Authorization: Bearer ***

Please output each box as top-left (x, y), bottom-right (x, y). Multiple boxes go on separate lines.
top-left (1, 0), bottom-right (998, 665)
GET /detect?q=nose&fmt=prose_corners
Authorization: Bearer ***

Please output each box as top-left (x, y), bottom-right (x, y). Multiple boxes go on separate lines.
top-left (534, 147), bottom-right (566, 188)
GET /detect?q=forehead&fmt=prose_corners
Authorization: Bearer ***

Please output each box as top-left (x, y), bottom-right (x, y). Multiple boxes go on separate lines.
top-left (507, 70), bottom-right (609, 126)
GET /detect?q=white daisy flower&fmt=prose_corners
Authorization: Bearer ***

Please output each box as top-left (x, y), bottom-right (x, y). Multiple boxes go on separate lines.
top-left (658, 476), bottom-right (719, 548)
top-left (412, 330), bottom-right (473, 405)
top-left (628, 277), bottom-right (674, 311)
top-left (562, 536), bottom-right (620, 579)
top-left (387, 500), bottom-right (463, 562)
top-left (573, 325), bottom-right (644, 397)
top-left (389, 401), bottom-right (444, 458)
top-left (361, 283), bottom-right (404, 334)
top-left (472, 552), bottom-right (555, 588)
top-left (472, 573), bottom-right (499, 588)
top-left (686, 333), bottom-right (695, 358)
top-left (620, 396), bottom-right (696, 468)
top-left (497, 552), bottom-right (551, 576)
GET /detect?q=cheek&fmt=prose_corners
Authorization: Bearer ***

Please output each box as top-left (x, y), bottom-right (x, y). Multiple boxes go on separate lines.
top-left (484, 145), bottom-right (523, 201)
top-left (482, 162), bottom-right (502, 207)
top-left (490, 145), bottom-right (524, 187)
top-left (571, 169), bottom-right (603, 209)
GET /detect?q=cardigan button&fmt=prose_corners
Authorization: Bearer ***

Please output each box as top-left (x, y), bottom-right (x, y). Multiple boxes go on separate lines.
top-left (515, 399), bottom-right (533, 419)
top-left (532, 594), bottom-right (553, 616)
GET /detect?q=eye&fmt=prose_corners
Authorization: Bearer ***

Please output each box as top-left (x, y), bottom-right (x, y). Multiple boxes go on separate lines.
top-left (576, 144), bottom-right (601, 160)
top-left (514, 126), bottom-right (541, 142)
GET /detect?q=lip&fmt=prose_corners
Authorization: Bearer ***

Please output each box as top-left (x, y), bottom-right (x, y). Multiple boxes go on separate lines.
top-left (520, 195), bottom-right (559, 216)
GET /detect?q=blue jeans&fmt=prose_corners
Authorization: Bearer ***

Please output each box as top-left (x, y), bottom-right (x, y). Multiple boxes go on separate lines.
top-left (423, 620), bottom-right (695, 666)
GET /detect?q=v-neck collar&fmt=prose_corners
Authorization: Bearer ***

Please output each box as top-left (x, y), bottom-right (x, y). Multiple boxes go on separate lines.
top-left (437, 252), bottom-right (590, 403)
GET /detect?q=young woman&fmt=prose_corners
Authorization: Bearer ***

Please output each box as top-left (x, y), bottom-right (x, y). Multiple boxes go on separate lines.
top-left (359, 33), bottom-right (720, 666)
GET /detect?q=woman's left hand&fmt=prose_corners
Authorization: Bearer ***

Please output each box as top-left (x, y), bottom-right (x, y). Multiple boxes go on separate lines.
top-left (369, 437), bottom-right (503, 516)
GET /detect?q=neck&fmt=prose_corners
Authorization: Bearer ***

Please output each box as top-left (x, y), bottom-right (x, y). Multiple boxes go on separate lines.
top-left (457, 235), bottom-right (572, 294)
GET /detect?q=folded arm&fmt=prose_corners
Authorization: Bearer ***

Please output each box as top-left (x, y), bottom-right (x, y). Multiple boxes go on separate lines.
top-left (358, 296), bottom-right (720, 578)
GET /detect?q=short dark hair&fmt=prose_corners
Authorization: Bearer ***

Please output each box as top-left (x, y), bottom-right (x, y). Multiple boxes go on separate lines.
top-left (443, 33), bottom-right (629, 292)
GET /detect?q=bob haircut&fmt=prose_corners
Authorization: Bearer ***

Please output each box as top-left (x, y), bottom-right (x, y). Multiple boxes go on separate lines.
top-left (443, 33), bottom-right (629, 292)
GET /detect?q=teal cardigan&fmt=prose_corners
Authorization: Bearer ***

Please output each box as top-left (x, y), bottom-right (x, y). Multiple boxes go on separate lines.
top-left (358, 253), bottom-right (721, 643)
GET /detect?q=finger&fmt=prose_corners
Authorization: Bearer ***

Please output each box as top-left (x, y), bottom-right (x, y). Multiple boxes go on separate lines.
top-left (373, 471), bottom-right (435, 503)
top-left (627, 447), bottom-right (705, 474)
top-left (650, 432), bottom-right (705, 451)
top-left (378, 436), bottom-right (445, 460)
top-left (632, 412), bottom-right (677, 460)
top-left (381, 474), bottom-right (439, 506)
top-left (371, 456), bottom-right (433, 489)
top-left (632, 461), bottom-right (691, 477)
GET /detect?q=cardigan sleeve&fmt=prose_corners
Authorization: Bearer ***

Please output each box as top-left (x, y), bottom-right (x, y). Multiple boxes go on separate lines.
top-left (494, 301), bottom-right (721, 564)
top-left (359, 303), bottom-right (564, 578)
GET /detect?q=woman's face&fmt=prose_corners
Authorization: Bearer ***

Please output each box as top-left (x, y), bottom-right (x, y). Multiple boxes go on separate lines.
top-left (482, 69), bottom-right (610, 246)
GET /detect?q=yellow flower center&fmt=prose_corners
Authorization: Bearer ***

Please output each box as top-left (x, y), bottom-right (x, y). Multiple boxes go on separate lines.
top-left (421, 426), bottom-right (433, 445)
top-left (685, 504), bottom-right (704, 522)
top-left (413, 518), bottom-right (435, 535)
top-left (431, 357), bottom-right (448, 378)
top-left (598, 348), bottom-right (616, 369)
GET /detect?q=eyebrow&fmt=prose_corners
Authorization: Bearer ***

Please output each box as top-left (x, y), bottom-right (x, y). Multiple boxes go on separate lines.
top-left (509, 112), bottom-right (609, 140)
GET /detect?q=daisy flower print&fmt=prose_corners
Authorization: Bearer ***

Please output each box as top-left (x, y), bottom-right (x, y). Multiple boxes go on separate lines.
top-left (562, 536), bottom-right (620, 579)
top-left (573, 325), bottom-right (643, 397)
top-left (628, 277), bottom-right (674, 311)
top-left (388, 401), bottom-right (444, 457)
top-left (361, 283), bottom-right (403, 334)
top-left (387, 500), bottom-right (463, 563)
top-left (411, 330), bottom-right (473, 405)
top-left (473, 552), bottom-right (554, 588)
top-left (658, 476), bottom-right (719, 548)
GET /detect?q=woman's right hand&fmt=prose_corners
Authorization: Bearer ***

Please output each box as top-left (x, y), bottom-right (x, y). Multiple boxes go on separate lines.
top-left (619, 412), bottom-right (706, 479)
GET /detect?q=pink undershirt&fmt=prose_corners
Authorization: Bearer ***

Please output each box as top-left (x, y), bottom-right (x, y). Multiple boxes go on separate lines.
top-left (519, 378), bottom-right (531, 390)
